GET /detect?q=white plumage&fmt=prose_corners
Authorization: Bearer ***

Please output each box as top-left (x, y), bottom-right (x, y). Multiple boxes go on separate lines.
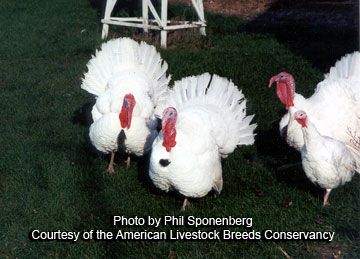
top-left (294, 110), bottom-right (356, 206)
top-left (269, 52), bottom-right (360, 205)
top-left (270, 52), bottom-right (360, 159)
top-left (82, 38), bottom-right (170, 172)
top-left (149, 73), bottom-right (257, 209)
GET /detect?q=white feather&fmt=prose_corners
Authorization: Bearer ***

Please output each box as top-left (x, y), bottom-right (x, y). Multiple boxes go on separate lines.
top-left (325, 51), bottom-right (360, 81)
top-left (299, 117), bottom-right (356, 204)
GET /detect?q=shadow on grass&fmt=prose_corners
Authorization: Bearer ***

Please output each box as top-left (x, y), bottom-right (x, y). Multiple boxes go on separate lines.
top-left (136, 153), bottom-right (156, 192)
top-left (135, 153), bottom-right (192, 210)
top-left (255, 120), bottom-right (323, 200)
top-left (242, 0), bottom-right (358, 72)
top-left (88, 0), bottom-right (358, 71)
top-left (203, 0), bottom-right (357, 72)
top-left (70, 98), bottom-right (168, 204)
top-left (89, 0), bottom-right (146, 18)
top-left (71, 102), bottom-right (118, 237)
top-left (71, 101), bottom-right (101, 161)
top-left (72, 141), bottom-right (132, 255)
top-left (72, 101), bottom-right (95, 127)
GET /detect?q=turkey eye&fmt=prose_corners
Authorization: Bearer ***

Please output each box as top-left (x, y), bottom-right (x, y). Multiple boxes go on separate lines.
top-left (159, 159), bottom-right (171, 167)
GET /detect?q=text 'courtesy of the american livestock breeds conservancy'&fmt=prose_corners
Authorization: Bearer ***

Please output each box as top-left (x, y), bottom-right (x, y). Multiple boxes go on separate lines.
top-left (28, 215), bottom-right (335, 242)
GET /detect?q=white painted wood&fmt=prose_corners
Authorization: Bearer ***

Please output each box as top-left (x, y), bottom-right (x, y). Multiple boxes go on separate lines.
top-left (191, 0), bottom-right (206, 35)
top-left (105, 18), bottom-right (202, 24)
top-left (101, 19), bottom-right (162, 30)
top-left (102, 0), bottom-right (117, 39)
top-left (161, 0), bottom-right (168, 48)
top-left (165, 22), bottom-right (205, 30)
top-left (197, 0), bottom-right (206, 35)
top-left (110, 17), bottom-right (144, 22)
top-left (142, 0), bottom-right (149, 33)
top-left (161, 0), bottom-right (168, 27)
top-left (101, 19), bottom-right (204, 30)
top-left (101, 0), bottom-right (206, 47)
top-left (147, 0), bottom-right (163, 26)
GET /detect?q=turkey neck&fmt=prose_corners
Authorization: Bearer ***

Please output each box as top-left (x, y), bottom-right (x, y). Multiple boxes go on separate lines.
top-left (301, 122), bottom-right (322, 148)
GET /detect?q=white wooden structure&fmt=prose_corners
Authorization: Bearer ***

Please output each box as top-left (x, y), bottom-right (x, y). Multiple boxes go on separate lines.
top-left (101, 0), bottom-right (206, 48)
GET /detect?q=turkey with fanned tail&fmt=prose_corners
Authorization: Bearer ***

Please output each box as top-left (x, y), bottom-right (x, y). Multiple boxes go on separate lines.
top-left (81, 38), bottom-right (170, 173)
top-left (149, 73), bottom-right (257, 210)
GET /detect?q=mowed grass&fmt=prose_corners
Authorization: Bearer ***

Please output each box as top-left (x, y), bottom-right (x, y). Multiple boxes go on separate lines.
top-left (0, 0), bottom-right (359, 257)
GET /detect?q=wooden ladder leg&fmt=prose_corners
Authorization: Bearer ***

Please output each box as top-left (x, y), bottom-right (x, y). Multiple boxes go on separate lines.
top-left (160, 0), bottom-right (168, 48)
top-left (160, 31), bottom-right (167, 48)
top-left (192, 0), bottom-right (206, 36)
top-left (102, 0), bottom-right (118, 39)
top-left (197, 0), bottom-right (206, 36)
top-left (142, 0), bottom-right (149, 33)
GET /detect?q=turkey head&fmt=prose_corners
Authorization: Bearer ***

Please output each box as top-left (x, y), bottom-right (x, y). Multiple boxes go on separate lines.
top-left (269, 72), bottom-right (295, 110)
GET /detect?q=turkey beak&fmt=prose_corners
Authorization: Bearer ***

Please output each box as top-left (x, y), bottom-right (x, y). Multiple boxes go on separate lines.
top-left (269, 75), bottom-right (278, 88)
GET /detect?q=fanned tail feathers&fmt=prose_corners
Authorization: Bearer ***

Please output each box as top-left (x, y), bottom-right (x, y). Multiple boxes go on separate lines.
top-left (81, 38), bottom-right (138, 95)
top-left (137, 41), bottom-right (171, 113)
top-left (81, 38), bottom-right (170, 103)
top-left (167, 73), bottom-right (257, 154)
top-left (325, 51), bottom-right (360, 81)
top-left (205, 74), bottom-right (257, 151)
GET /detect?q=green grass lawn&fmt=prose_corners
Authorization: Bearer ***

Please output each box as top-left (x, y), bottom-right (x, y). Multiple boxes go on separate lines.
top-left (0, 0), bottom-right (359, 257)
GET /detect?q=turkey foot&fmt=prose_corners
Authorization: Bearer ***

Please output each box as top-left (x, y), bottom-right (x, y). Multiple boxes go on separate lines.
top-left (323, 189), bottom-right (332, 206)
top-left (213, 179), bottom-right (223, 197)
top-left (181, 198), bottom-right (190, 211)
top-left (108, 152), bottom-right (116, 174)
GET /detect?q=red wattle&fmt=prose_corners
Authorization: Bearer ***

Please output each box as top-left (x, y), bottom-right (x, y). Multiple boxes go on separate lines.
top-left (277, 82), bottom-right (294, 110)
top-left (276, 82), bottom-right (287, 106)
top-left (162, 121), bottom-right (176, 152)
top-left (286, 100), bottom-right (294, 110)
top-left (119, 94), bottom-right (135, 129)
top-left (119, 107), bottom-right (128, 128)
top-left (296, 118), bottom-right (307, 128)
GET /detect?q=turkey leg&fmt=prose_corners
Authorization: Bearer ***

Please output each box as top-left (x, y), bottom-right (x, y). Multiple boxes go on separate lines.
top-left (108, 152), bottom-right (116, 174)
top-left (323, 189), bottom-right (332, 206)
top-left (125, 156), bottom-right (131, 169)
top-left (181, 198), bottom-right (190, 211)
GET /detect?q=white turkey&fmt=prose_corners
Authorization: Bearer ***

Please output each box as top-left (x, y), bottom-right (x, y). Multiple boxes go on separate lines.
top-left (269, 52), bottom-right (360, 158)
top-left (294, 110), bottom-right (357, 206)
top-left (81, 38), bottom-right (170, 173)
top-left (149, 73), bottom-right (257, 210)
